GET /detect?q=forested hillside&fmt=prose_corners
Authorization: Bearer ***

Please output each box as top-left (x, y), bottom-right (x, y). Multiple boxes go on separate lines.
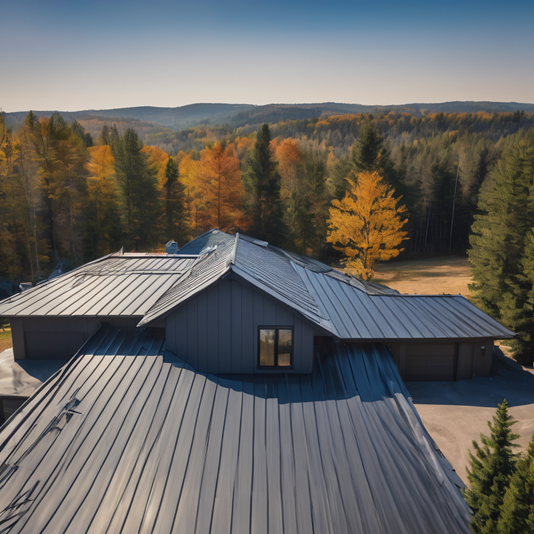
top-left (1, 108), bottom-right (534, 290)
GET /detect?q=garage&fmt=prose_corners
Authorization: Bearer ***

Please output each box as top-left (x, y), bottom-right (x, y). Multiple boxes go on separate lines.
top-left (404, 343), bottom-right (457, 381)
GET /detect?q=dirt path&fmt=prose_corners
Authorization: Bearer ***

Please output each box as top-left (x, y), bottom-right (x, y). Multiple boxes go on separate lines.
top-left (373, 256), bottom-right (472, 296)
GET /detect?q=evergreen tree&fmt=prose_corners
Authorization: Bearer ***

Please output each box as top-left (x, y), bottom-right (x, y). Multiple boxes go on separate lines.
top-left (164, 156), bottom-right (188, 243)
top-left (468, 128), bottom-right (534, 364)
top-left (114, 129), bottom-right (160, 250)
top-left (350, 123), bottom-right (402, 194)
top-left (100, 124), bottom-right (110, 146)
top-left (244, 124), bottom-right (285, 244)
top-left (464, 400), bottom-right (520, 534)
top-left (498, 434), bottom-right (534, 534)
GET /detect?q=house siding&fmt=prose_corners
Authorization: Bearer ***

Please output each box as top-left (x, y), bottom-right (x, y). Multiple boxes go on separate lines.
top-left (11, 317), bottom-right (139, 360)
top-left (165, 279), bottom-right (315, 374)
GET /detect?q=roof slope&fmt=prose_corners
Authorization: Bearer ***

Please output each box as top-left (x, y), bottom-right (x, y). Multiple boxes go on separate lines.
top-left (0, 229), bottom-right (514, 340)
top-left (0, 254), bottom-right (195, 317)
top-left (0, 326), bottom-right (471, 534)
top-left (298, 266), bottom-right (515, 339)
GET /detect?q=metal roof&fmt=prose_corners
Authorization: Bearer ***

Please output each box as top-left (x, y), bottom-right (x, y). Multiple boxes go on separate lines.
top-left (298, 266), bottom-right (515, 339)
top-left (0, 326), bottom-right (471, 534)
top-left (0, 254), bottom-right (195, 317)
top-left (138, 239), bottom-right (235, 326)
top-left (0, 230), bottom-right (514, 340)
top-left (177, 228), bottom-right (235, 255)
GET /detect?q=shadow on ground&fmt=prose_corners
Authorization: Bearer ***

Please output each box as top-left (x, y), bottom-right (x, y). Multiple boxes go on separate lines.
top-left (407, 349), bottom-right (534, 482)
top-left (406, 349), bottom-right (534, 409)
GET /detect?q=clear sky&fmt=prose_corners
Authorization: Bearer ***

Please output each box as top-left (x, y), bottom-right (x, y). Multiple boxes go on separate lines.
top-left (1, 0), bottom-right (533, 112)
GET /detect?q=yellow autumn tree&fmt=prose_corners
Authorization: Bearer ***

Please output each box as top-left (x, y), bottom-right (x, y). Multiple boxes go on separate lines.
top-left (141, 145), bottom-right (169, 190)
top-left (327, 171), bottom-right (408, 280)
top-left (86, 145), bottom-right (121, 255)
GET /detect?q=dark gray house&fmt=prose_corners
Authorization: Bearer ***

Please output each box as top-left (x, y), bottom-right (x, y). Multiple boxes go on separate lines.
top-left (0, 230), bottom-right (514, 533)
top-left (0, 229), bottom-right (513, 381)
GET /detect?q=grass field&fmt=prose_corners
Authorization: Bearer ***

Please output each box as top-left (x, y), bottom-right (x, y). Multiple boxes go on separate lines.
top-left (373, 255), bottom-right (472, 296)
top-left (0, 329), bottom-right (12, 352)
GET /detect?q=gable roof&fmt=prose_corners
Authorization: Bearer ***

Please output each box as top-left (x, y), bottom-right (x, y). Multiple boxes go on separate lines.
top-left (140, 231), bottom-right (515, 339)
top-left (0, 229), bottom-right (514, 340)
top-left (0, 325), bottom-right (472, 534)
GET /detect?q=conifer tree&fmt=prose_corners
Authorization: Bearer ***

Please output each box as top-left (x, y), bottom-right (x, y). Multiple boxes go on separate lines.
top-left (350, 123), bottom-right (402, 194)
top-left (464, 400), bottom-right (520, 534)
top-left (114, 129), bottom-right (159, 250)
top-left (164, 156), bottom-right (188, 243)
top-left (468, 129), bottom-right (534, 364)
top-left (244, 124), bottom-right (285, 244)
top-left (498, 434), bottom-right (534, 534)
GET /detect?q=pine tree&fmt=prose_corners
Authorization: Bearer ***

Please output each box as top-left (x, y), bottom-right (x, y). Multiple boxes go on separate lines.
top-left (350, 123), bottom-right (402, 194)
top-left (244, 124), bottom-right (285, 244)
top-left (163, 156), bottom-right (188, 243)
top-left (114, 129), bottom-right (160, 250)
top-left (498, 434), bottom-right (534, 534)
top-left (326, 170), bottom-right (408, 280)
top-left (468, 128), bottom-right (534, 364)
top-left (464, 400), bottom-right (520, 534)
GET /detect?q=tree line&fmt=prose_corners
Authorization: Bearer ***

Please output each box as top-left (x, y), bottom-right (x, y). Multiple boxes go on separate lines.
top-left (1, 111), bottom-right (534, 336)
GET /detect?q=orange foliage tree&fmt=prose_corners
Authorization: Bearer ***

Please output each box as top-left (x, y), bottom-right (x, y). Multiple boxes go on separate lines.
top-left (178, 152), bottom-right (201, 235)
top-left (327, 171), bottom-right (408, 280)
top-left (274, 138), bottom-right (302, 197)
top-left (196, 142), bottom-right (247, 232)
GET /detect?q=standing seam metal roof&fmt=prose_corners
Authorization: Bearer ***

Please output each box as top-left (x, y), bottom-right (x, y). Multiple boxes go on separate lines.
top-left (0, 255), bottom-right (195, 317)
top-left (0, 230), bottom-right (514, 340)
top-left (0, 326), bottom-right (471, 534)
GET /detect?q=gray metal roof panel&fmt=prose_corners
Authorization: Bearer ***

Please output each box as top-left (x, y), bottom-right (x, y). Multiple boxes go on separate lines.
top-left (299, 266), bottom-right (514, 340)
top-left (138, 240), bottom-right (235, 326)
top-left (176, 229), bottom-right (235, 254)
top-left (0, 326), bottom-right (471, 533)
top-left (0, 256), bottom-right (196, 318)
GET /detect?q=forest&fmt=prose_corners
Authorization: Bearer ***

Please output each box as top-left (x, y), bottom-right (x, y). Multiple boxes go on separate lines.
top-left (1, 108), bottom-right (534, 361)
top-left (0, 109), bottom-right (533, 285)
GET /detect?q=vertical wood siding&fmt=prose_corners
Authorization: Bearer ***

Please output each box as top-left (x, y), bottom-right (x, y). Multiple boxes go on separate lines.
top-left (166, 279), bottom-right (315, 374)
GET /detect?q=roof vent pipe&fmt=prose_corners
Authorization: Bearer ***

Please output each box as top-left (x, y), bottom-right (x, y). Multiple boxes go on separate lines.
top-left (166, 241), bottom-right (179, 255)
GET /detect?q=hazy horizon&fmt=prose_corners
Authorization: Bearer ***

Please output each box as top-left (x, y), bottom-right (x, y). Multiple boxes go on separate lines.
top-left (2, 0), bottom-right (533, 113)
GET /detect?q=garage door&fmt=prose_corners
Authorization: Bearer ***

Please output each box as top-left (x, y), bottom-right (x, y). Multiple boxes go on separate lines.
top-left (405, 343), bottom-right (456, 381)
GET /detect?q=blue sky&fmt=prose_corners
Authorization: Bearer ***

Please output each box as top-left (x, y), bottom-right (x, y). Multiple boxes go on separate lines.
top-left (1, 0), bottom-right (533, 112)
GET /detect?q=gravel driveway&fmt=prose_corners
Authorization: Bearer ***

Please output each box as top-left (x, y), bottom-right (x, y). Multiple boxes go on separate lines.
top-left (407, 351), bottom-right (534, 483)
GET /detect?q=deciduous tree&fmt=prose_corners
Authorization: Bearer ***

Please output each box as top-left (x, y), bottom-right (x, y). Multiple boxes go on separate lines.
top-left (327, 170), bottom-right (407, 280)
top-left (196, 142), bottom-right (246, 232)
top-left (85, 145), bottom-right (121, 256)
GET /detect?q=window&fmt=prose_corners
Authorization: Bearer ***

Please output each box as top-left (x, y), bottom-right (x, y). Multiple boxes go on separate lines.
top-left (259, 327), bottom-right (293, 368)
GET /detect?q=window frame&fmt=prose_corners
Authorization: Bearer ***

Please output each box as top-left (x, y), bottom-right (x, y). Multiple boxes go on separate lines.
top-left (257, 326), bottom-right (294, 369)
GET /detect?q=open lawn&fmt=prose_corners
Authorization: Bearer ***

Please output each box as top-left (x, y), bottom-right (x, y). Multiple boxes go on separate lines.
top-left (0, 330), bottom-right (12, 353)
top-left (373, 255), bottom-right (472, 296)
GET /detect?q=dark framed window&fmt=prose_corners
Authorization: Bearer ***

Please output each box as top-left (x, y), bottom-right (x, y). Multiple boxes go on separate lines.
top-left (258, 327), bottom-right (293, 368)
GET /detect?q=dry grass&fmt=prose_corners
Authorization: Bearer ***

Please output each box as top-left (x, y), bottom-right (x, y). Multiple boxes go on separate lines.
top-left (0, 329), bottom-right (13, 352)
top-left (372, 256), bottom-right (472, 296)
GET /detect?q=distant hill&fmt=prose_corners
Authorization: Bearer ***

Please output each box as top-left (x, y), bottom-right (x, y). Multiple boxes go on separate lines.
top-left (4, 103), bottom-right (254, 131)
top-left (5, 101), bottom-right (534, 134)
